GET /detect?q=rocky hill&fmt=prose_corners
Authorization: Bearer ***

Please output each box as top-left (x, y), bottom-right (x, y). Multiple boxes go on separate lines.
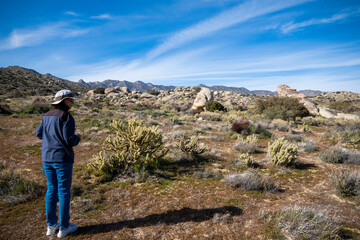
top-left (85, 79), bottom-right (175, 92)
top-left (0, 66), bottom-right (93, 97)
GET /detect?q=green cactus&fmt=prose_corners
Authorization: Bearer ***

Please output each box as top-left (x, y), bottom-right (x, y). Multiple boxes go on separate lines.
top-left (88, 118), bottom-right (168, 176)
top-left (178, 135), bottom-right (206, 157)
top-left (239, 153), bottom-right (256, 168)
top-left (268, 137), bottom-right (298, 166)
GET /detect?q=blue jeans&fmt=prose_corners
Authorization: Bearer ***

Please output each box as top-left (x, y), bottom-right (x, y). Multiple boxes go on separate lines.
top-left (43, 162), bottom-right (73, 230)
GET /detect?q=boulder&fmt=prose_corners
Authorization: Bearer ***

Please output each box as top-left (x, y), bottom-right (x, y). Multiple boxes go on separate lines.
top-left (335, 113), bottom-right (360, 120)
top-left (87, 90), bottom-right (95, 95)
top-left (299, 98), bottom-right (319, 115)
top-left (105, 86), bottom-right (121, 95)
top-left (318, 107), bottom-right (335, 119)
top-left (277, 85), bottom-right (305, 99)
top-left (192, 88), bottom-right (214, 110)
top-left (120, 87), bottom-right (130, 93)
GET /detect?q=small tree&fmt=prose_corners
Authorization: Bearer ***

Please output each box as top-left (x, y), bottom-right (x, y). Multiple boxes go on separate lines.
top-left (94, 88), bottom-right (105, 94)
top-left (205, 101), bottom-right (226, 112)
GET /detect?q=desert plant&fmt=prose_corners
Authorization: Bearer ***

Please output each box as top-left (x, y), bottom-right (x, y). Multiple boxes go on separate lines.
top-left (0, 104), bottom-right (12, 115)
top-left (178, 135), bottom-right (206, 158)
top-left (87, 118), bottom-right (168, 177)
top-left (330, 169), bottom-right (360, 197)
top-left (0, 168), bottom-right (45, 204)
top-left (146, 89), bottom-right (160, 96)
top-left (231, 120), bottom-right (251, 135)
top-left (238, 153), bottom-right (258, 168)
top-left (268, 137), bottom-right (298, 167)
top-left (319, 147), bottom-right (360, 164)
top-left (271, 119), bottom-right (290, 132)
top-left (225, 170), bottom-right (278, 191)
top-left (297, 139), bottom-right (318, 153)
top-left (276, 205), bottom-right (341, 239)
top-left (198, 112), bottom-right (222, 121)
top-left (205, 101), bottom-right (226, 112)
top-left (21, 98), bottom-right (50, 114)
top-left (234, 135), bottom-right (258, 153)
top-left (94, 88), bottom-right (105, 94)
top-left (255, 96), bottom-right (310, 121)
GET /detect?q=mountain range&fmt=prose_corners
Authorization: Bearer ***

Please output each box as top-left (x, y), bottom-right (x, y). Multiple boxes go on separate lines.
top-left (0, 66), bottom-right (322, 97)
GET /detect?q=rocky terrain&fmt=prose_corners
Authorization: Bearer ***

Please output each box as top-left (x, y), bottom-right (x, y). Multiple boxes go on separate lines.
top-left (0, 70), bottom-right (360, 239)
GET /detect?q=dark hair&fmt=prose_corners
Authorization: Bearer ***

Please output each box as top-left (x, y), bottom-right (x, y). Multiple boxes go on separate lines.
top-left (51, 100), bottom-right (69, 111)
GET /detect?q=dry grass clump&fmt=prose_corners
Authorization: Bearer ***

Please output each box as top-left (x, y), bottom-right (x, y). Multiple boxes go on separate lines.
top-left (225, 170), bottom-right (278, 191)
top-left (297, 138), bottom-right (318, 153)
top-left (0, 164), bottom-right (45, 204)
top-left (234, 135), bottom-right (258, 153)
top-left (330, 169), bottom-right (360, 197)
top-left (319, 147), bottom-right (360, 164)
top-left (197, 112), bottom-right (222, 121)
top-left (271, 119), bottom-right (290, 132)
top-left (276, 205), bottom-right (341, 240)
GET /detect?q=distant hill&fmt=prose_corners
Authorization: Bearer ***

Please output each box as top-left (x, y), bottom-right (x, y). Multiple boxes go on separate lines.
top-left (0, 66), bottom-right (323, 97)
top-left (0, 66), bottom-right (92, 97)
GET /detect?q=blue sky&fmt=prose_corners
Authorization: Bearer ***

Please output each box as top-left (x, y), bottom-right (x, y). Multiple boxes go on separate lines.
top-left (1, 0), bottom-right (360, 92)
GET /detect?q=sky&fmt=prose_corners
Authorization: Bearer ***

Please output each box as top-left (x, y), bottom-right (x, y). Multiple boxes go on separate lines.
top-left (0, 0), bottom-right (360, 92)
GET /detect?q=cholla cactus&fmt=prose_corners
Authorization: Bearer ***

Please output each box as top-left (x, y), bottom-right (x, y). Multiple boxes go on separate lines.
top-left (88, 118), bottom-right (168, 175)
top-left (178, 135), bottom-right (206, 157)
top-left (237, 134), bottom-right (258, 144)
top-left (268, 137), bottom-right (298, 166)
top-left (239, 153), bottom-right (256, 168)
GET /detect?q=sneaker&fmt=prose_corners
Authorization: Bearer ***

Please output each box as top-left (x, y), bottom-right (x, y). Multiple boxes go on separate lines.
top-left (46, 222), bottom-right (59, 236)
top-left (57, 224), bottom-right (77, 238)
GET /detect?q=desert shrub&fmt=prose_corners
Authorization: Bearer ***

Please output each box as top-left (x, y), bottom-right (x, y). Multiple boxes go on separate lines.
top-left (238, 153), bottom-right (258, 168)
top-left (231, 120), bottom-right (251, 135)
top-left (94, 88), bottom-right (105, 94)
top-left (234, 135), bottom-right (258, 153)
top-left (319, 147), bottom-right (360, 164)
top-left (330, 100), bottom-right (358, 113)
top-left (331, 169), bottom-right (360, 197)
top-left (21, 98), bottom-right (50, 114)
top-left (284, 134), bottom-right (302, 142)
top-left (297, 139), bottom-right (318, 153)
top-left (225, 170), bottom-right (278, 191)
top-left (268, 137), bottom-right (298, 167)
top-left (0, 168), bottom-right (45, 204)
top-left (271, 119), bottom-right (290, 132)
top-left (87, 118), bottom-right (168, 178)
top-left (193, 170), bottom-right (216, 179)
top-left (193, 87), bottom-right (202, 93)
top-left (255, 96), bottom-right (310, 121)
top-left (198, 112), bottom-right (222, 121)
top-left (205, 101), bottom-right (226, 112)
top-left (178, 135), bottom-right (206, 158)
top-left (146, 89), bottom-right (160, 96)
top-left (276, 205), bottom-right (341, 239)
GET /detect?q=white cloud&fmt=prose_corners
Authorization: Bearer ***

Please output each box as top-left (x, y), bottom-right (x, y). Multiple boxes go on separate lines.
top-left (0, 22), bottom-right (90, 50)
top-left (65, 11), bottom-right (79, 16)
top-left (280, 10), bottom-right (360, 34)
top-left (91, 14), bottom-right (112, 20)
top-left (146, 0), bottom-right (311, 59)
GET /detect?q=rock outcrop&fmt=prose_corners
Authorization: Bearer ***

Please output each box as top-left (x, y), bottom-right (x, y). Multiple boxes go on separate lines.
top-left (192, 88), bottom-right (214, 110)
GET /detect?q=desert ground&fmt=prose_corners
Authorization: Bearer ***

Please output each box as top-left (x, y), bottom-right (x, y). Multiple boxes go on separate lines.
top-left (0, 87), bottom-right (360, 239)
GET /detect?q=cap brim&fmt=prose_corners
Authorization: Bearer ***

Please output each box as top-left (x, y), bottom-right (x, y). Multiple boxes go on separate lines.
top-left (51, 97), bottom-right (79, 105)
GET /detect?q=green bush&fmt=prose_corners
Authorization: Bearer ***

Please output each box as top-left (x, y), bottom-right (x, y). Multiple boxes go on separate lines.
top-left (21, 98), bottom-right (50, 114)
top-left (268, 137), bottom-right (298, 167)
top-left (94, 88), bottom-right (105, 94)
top-left (255, 96), bottom-right (310, 121)
top-left (87, 118), bottom-right (168, 178)
top-left (205, 101), bottom-right (226, 112)
top-left (329, 100), bottom-right (358, 113)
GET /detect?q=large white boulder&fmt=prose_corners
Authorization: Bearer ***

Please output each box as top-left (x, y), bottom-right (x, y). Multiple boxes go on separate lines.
top-left (192, 88), bottom-right (214, 109)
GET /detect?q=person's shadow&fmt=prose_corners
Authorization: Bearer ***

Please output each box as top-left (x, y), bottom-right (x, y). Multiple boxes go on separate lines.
top-left (75, 206), bottom-right (242, 235)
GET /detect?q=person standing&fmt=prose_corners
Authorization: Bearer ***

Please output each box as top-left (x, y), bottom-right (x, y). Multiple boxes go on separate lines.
top-left (36, 89), bottom-right (81, 238)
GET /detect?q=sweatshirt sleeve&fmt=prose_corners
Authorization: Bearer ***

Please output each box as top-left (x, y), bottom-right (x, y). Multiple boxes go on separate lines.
top-left (62, 115), bottom-right (81, 147)
top-left (36, 120), bottom-right (43, 139)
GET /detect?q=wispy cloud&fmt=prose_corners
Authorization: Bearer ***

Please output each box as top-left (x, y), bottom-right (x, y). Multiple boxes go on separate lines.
top-left (147, 0), bottom-right (311, 59)
top-left (65, 11), bottom-right (79, 16)
top-left (0, 22), bottom-right (90, 50)
top-left (280, 10), bottom-right (360, 33)
top-left (91, 14), bottom-right (112, 20)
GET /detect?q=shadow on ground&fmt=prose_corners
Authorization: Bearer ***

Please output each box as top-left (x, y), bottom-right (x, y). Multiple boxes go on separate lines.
top-left (75, 206), bottom-right (242, 235)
